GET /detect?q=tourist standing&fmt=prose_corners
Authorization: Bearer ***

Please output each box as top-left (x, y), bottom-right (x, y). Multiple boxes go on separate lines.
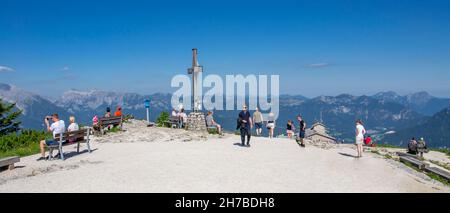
top-left (266, 112), bottom-right (275, 139)
top-left (238, 105), bottom-right (252, 146)
top-left (297, 115), bottom-right (306, 147)
top-left (253, 107), bottom-right (263, 136)
top-left (286, 120), bottom-right (295, 139)
top-left (355, 119), bottom-right (366, 158)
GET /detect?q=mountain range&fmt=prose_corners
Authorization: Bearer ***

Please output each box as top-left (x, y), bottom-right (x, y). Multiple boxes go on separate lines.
top-left (1, 82), bottom-right (449, 148)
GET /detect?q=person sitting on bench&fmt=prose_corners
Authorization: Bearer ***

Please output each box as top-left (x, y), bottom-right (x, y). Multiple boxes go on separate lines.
top-left (114, 106), bottom-right (122, 117)
top-left (37, 114), bottom-right (65, 161)
top-left (407, 137), bottom-right (418, 155)
top-left (206, 111), bottom-right (222, 134)
top-left (67, 115), bottom-right (83, 144)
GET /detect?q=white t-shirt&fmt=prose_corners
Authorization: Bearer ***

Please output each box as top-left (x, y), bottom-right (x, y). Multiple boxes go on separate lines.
top-left (68, 123), bottom-right (79, 132)
top-left (179, 112), bottom-right (188, 123)
top-left (172, 111), bottom-right (178, 117)
top-left (356, 124), bottom-right (365, 138)
top-left (50, 120), bottom-right (66, 138)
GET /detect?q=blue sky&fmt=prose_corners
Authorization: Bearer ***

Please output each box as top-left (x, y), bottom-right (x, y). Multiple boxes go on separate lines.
top-left (1, 0), bottom-right (450, 98)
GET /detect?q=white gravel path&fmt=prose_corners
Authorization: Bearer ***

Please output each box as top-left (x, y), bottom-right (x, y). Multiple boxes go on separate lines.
top-left (0, 121), bottom-right (448, 193)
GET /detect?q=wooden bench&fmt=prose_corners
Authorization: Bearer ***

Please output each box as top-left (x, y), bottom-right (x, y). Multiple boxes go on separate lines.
top-left (424, 166), bottom-right (450, 182)
top-left (49, 128), bottom-right (92, 160)
top-left (165, 116), bottom-right (180, 128)
top-left (0, 156), bottom-right (20, 170)
top-left (399, 156), bottom-right (429, 170)
top-left (396, 152), bottom-right (420, 160)
top-left (98, 116), bottom-right (123, 135)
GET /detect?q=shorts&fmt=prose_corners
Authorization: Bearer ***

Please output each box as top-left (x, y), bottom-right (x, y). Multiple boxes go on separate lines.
top-left (299, 131), bottom-right (305, 139)
top-left (355, 136), bottom-right (364, 145)
top-left (45, 140), bottom-right (59, 146)
top-left (266, 123), bottom-right (275, 129)
top-left (255, 122), bottom-right (262, 129)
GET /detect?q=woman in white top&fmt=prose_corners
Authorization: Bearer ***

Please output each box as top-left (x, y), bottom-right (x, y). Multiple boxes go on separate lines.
top-left (67, 116), bottom-right (79, 132)
top-left (355, 119), bottom-right (366, 158)
top-left (266, 112), bottom-right (276, 139)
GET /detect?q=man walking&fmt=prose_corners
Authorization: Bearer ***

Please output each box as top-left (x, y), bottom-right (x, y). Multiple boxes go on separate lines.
top-left (253, 107), bottom-right (263, 136)
top-left (238, 104), bottom-right (253, 147)
top-left (297, 115), bottom-right (306, 147)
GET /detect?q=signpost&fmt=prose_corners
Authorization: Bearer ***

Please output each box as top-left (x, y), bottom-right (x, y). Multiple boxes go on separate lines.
top-left (144, 99), bottom-right (150, 123)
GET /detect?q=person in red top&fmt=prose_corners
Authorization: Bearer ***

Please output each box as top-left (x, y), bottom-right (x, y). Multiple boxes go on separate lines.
top-left (114, 106), bottom-right (122, 117)
top-left (364, 135), bottom-right (372, 146)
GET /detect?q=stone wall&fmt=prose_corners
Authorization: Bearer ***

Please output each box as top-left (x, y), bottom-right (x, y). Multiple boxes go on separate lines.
top-left (186, 112), bottom-right (207, 131)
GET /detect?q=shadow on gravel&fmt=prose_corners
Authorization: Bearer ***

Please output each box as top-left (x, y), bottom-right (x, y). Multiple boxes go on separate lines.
top-left (338, 152), bottom-right (358, 158)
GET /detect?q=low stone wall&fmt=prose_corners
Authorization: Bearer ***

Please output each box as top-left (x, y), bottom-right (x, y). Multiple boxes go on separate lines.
top-left (186, 112), bottom-right (207, 131)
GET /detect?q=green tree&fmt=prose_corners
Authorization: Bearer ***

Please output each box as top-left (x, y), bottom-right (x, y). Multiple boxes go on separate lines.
top-left (156, 111), bottom-right (169, 127)
top-left (0, 99), bottom-right (22, 136)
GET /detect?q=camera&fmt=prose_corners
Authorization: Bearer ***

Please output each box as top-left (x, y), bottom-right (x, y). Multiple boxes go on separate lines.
top-left (45, 116), bottom-right (53, 121)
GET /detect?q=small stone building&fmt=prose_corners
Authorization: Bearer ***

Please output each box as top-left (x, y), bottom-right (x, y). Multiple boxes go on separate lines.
top-left (305, 122), bottom-right (336, 143)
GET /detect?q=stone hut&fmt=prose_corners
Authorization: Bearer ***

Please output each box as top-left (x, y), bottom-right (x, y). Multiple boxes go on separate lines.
top-left (305, 122), bottom-right (336, 143)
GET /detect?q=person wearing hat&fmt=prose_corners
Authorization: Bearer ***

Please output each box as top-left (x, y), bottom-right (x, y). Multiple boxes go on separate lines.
top-left (417, 137), bottom-right (427, 158)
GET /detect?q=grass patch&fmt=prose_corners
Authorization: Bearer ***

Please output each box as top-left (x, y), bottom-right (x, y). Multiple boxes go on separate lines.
top-left (377, 143), bottom-right (401, 148)
top-left (207, 127), bottom-right (219, 135)
top-left (105, 126), bottom-right (121, 133)
top-left (370, 150), bottom-right (380, 155)
top-left (384, 154), bottom-right (392, 159)
top-left (426, 172), bottom-right (450, 186)
top-left (0, 130), bottom-right (51, 158)
top-left (402, 161), bottom-right (421, 172)
top-left (0, 143), bottom-right (40, 158)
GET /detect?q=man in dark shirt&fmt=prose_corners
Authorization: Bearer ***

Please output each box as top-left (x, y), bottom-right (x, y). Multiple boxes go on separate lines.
top-left (238, 104), bottom-right (253, 147)
top-left (297, 115), bottom-right (306, 147)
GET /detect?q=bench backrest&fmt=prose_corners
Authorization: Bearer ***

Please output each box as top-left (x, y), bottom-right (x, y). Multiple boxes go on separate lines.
top-left (54, 129), bottom-right (89, 141)
top-left (169, 116), bottom-right (180, 122)
top-left (99, 116), bottom-right (122, 126)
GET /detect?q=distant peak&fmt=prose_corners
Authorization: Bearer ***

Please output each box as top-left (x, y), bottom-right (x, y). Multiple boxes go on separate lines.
top-left (0, 82), bottom-right (12, 91)
top-left (374, 91), bottom-right (399, 97)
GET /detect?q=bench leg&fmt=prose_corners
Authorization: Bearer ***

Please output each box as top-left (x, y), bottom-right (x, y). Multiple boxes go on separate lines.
top-left (59, 146), bottom-right (64, 160)
top-left (77, 142), bottom-right (80, 153)
top-left (8, 164), bottom-right (15, 170)
top-left (48, 148), bottom-right (53, 161)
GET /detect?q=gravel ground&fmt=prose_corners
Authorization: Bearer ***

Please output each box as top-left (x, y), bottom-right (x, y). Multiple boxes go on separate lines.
top-left (0, 120), bottom-right (448, 193)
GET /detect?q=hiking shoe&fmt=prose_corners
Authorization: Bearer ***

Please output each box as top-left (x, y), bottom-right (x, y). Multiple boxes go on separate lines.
top-left (247, 143), bottom-right (251, 147)
top-left (300, 144), bottom-right (306, 147)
